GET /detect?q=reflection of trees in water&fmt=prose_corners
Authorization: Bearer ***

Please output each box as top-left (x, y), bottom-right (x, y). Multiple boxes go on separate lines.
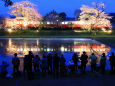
top-left (3, 39), bottom-right (110, 59)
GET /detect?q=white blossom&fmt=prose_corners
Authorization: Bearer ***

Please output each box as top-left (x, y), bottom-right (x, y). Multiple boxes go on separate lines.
top-left (79, 2), bottom-right (112, 31)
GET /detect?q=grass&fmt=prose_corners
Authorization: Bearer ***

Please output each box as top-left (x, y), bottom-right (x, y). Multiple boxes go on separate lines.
top-left (0, 29), bottom-right (115, 38)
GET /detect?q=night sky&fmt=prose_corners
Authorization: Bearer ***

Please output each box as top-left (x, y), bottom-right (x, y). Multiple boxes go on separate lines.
top-left (0, 0), bottom-right (115, 17)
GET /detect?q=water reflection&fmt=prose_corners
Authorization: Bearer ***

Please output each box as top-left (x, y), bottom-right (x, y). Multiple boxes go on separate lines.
top-left (3, 38), bottom-right (110, 58)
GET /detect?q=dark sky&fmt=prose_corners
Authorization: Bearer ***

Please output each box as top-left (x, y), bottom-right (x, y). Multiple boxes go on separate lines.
top-left (0, 0), bottom-right (115, 17)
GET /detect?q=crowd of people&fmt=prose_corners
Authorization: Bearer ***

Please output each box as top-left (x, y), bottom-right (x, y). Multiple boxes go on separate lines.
top-left (0, 51), bottom-right (115, 80)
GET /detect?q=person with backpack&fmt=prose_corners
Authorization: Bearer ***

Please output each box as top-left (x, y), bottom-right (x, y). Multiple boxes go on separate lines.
top-left (100, 53), bottom-right (106, 74)
top-left (12, 53), bottom-right (20, 74)
top-left (89, 53), bottom-right (97, 72)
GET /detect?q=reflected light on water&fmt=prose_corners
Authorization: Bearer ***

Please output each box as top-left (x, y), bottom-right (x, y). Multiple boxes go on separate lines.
top-left (5, 38), bottom-right (110, 58)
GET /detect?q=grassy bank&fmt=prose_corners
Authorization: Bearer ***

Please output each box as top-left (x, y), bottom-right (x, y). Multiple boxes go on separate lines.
top-left (0, 29), bottom-right (115, 38)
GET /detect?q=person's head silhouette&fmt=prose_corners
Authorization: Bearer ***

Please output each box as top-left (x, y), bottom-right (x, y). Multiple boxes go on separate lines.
top-left (14, 53), bottom-right (17, 57)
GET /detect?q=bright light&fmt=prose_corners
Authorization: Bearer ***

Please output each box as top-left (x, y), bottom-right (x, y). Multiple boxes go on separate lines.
top-left (65, 22), bottom-right (68, 24)
top-left (102, 28), bottom-right (106, 32)
top-left (37, 30), bottom-right (39, 32)
top-left (47, 22), bottom-right (50, 24)
top-left (61, 22), bottom-right (65, 24)
top-left (47, 48), bottom-right (50, 52)
top-left (23, 22), bottom-right (27, 26)
top-left (102, 28), bottom-right (112, 33)
top-left (8, 29), bottom-right (12, 33)
top-left (61, 46), bottom-right (64, 52)
top-left (74, 30), bottom-right (83, 32)
top-left (107, 30), bottom-right (112, 33)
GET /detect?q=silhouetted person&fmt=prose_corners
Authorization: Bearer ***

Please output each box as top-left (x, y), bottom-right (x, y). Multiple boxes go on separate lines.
top-left (33, 55), bottom-right (40, 72)
top-left (28, 51), bottom-right (34, 70)
top-left (47, 53), bottom-right (53, 73)
top-left (80, 51), bottom-right (88, 73)
top-left (0, 61), bottom-right (9, 77)
top-left (53, 53), bottom-right (60, 77)
top-left (12, 53), bottom-right (20, 74)
top-left (100, 53), bottom-right (106, 74)
top-left (25, 51), bottom-right (34, 80)
top-left (60, 54), bottom-right (66, 76)
top-left (23, 55), bottom-right (28, 75)
top-left (89, 53), bottom-right (97, 72)
top-left (109, 52), bottom-right (115, 74)
top-left (41, 53), bottom-right (47, 72)
top-left (72, 53), bottom-right (79, 71)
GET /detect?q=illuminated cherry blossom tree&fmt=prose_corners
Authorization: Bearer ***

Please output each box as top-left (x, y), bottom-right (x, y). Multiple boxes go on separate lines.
top-left (9, 1), bottom-right (42, 21)
top-left (79, 2), bottom-right (112, 32)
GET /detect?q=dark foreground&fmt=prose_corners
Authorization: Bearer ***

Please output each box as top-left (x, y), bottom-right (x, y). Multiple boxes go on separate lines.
top-left (1, 72), bottom-right (115, 86)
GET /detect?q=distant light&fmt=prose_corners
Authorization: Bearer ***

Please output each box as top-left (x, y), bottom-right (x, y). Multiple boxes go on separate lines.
top-left (107, 30), bottom-right (112, 33)
top-left (47, 22), bottom-right (50, 24)
top-left (47, 48), bottom-right (50, 52)
top-left (37, 30), bottom-right (39, 32)
top-left (23, 22), bottom-right (27, 26)
top-left (61, 46), bottom-right (64, 52)
top-left (74, 30), bottom-right (82, 32)
top-left (65, 22), bottom-right (68, 24)
top-left (102, 28), bottom-right (106, 32)
top-left (62, 22), bottom-right (65, 24)
top-left (8, 29), bottom-right (12, 33)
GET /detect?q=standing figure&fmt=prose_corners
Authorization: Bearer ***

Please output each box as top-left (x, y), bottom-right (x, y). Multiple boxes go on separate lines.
top-left (47, 53), bottom-right (53, 73)
top-left (23, 55), bottom-right (28, 75)
top-left (100, 53), bottom-right (106, 74)
top-left (89, 53), bottom-right (97, 72)
top-left (25, 51), bottom-right (34, 80)
top-left (72, 53), bottom-right (79, 71)
top-left (33, 55), bottom-right (40, 72)
top-left (80, 52), bottom-right (88, 73)
top-left (60, 54), bottom-right (66, 76)
top-left (109, 52), bottom-right (115, 74)
top-left (12, 53), bottom-right (20, 74)
top-left (28, 51), bottom-right (34, 73)
top-left (53, 53), bottom-right (60, 77)
top-left (41, 53), bottom-right (47, 72)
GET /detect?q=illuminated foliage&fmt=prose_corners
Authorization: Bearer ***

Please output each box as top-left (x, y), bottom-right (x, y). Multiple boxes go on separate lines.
top-left (9, 1), bottom-right (42, 21)
top-left (79, 2), bottom-right (112, 32)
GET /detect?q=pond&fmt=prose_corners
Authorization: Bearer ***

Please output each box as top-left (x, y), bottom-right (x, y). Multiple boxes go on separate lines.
top-left (0, 38), bottom-right (114, 73)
